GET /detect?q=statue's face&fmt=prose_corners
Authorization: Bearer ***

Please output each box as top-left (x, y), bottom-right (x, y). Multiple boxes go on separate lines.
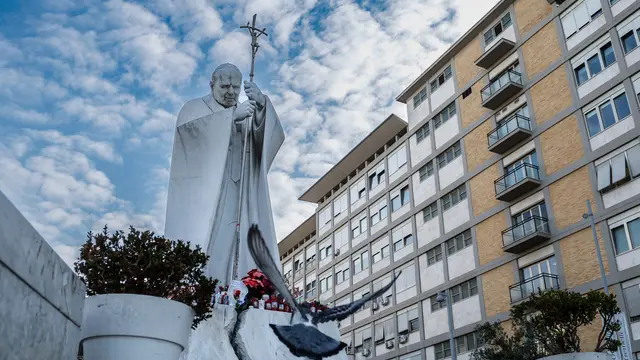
top-left (211, 70), bottom-right (242, 108)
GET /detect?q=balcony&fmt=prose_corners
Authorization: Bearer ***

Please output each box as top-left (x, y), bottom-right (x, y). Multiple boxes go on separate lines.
top-left (509, 273), bottom-right (560, 303)
top-left (495, 163), bottom-right (541, 202)
top-left (487, 114), bottom-right (532, 154)
top-left (502, 216), bottom-right (551, 253)
top-left (481, 70), bottom-right (524, 110)
top-left (475, 38), bottom-right (516, 69)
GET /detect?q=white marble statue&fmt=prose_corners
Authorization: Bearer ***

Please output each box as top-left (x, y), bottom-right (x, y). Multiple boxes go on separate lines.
top-left (164, 63), bottom-right (285, 285)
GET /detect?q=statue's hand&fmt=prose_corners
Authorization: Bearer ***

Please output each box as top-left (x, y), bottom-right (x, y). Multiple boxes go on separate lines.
top-left (244, 81), bottom-right (266, 110)
top-left (234, 100), bottom-right (256, 122)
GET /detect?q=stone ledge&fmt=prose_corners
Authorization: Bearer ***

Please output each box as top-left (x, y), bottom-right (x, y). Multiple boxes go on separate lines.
top-left (180, 306), bottom-right (347, 360)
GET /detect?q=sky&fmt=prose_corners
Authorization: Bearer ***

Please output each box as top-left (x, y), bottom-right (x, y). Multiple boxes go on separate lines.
top-left (0, 0), bottom-right (499, 269)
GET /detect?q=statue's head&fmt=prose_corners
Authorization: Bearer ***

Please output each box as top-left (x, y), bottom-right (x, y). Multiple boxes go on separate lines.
top-left (210, 63), bottom-right (242, 108)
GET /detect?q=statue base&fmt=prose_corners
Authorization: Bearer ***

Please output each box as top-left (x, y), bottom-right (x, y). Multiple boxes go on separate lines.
top-left (180, 305), bottom-right (348, 360)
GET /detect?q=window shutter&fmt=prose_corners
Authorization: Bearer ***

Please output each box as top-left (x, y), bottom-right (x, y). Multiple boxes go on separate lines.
top-left (355, 331), bottom-right (363, 347)
top-left (375, 323), bottom-right (384, 342)
top-left (585, 0), bottom-right (601, 16)
top-left (573, 3), bottom-right (590, 29)
top-left (627, 145), bottom-right (640, 178)
top-left (397, 312), bottom-right (409, 333)
top-left (384, 319), bottom-right (395, 338)
top-left (597, 162), bottom-right (612, 191)
top-left (561, 14), bottom-right (577, 37)
top-left (611, 153), bottom-right (629, 184)
top-left (362, 327), bottom-right (372, 341)
top-left (623, 285), bottom-right (640, 317)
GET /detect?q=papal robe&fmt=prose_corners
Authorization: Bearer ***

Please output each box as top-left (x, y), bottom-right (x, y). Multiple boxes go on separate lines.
top-left (164, 93), bottom-right (285, 285)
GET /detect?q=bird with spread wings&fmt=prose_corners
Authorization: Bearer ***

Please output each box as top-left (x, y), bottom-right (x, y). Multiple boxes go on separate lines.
top-left (247, 224), bottom-right (401, 359)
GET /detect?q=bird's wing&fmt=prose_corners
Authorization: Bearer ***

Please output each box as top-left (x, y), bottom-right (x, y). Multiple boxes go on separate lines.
top-left (312, 271), bottom-right (402, 325)
top-left (247, 224), bottom-right (306, 318)
top-left (270, 323), bottom-right (347, 358)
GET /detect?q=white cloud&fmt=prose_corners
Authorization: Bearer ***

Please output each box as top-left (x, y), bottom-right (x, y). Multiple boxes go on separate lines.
top-left (0, 0), bottom-right (500, 267)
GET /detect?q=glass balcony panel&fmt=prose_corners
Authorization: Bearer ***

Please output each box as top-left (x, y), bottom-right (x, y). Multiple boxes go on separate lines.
top-left (487, 114), bottom-right (532, 153)
top-left (481, 70), bottom-right (523, 102)
top-left (509, 273), bottom-right (560, 303)
top-left (494, 163), bottom-right (540, 195)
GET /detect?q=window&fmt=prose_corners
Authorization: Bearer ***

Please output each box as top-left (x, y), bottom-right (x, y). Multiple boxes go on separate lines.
top-left (430, 294), bottom-right (446, 311)
top-left (354, 327), bottom-right (372, 353)
top-left (370, 200), bottom-right (389, 227)
top-left (334, 226), bottom-right (349, 250)
top-left (319, 275), bottom-right (333, 293)
top-left (393, 221), bottom-right (414, 252)
top-left (484, 12), bottom-right (512, 46)
top-left (422, 202), bottom-right (438, 222)
top-left (335, 262), bottom-right (350, 284)
top-left (395, 264), bottom-right (417, 294)
top-left (434, 102), bottom-right (457, 129)
top-left (561, 0), bottom-right (603, 39)
top-left (427, 245), bottom-right (443, 265)
top-left (446, 230), bottom-right (472, 256)
top-left (352, 213), bottom-right (368, 238)
top-left (294, 254), bottom-right (304, 273)
top-left (333, 192), bottom-right (348, 218)
top-left (450, 278), bottom-right (478, 303)
top-left (391, 185), bottom-right (411, 212)
top-left (435, 340), bottom-right (451, 360)
top-left (375, 318), bottom-right (395, 344)
top-left (353, 250), bottom-right (370, 274)
top-left (462, 87), bottom-right (472, 99)
top-left (442, 184), bottom-right (467, 211)
top-left (610, 215), bottom-right (640, 255)
top-left (435, 332), bottom-right (485, 359)
top-left (430, 65), bottom-right (453, 92)
top-left (373, 276), bottom-right (394, 303)
top-left (306, 245), bottom-right (316, 267)
top-left (388, 145), bottom-right (408, 175)
top-left (503, 151), bottom-right (538, 188)
top-left (584, 90), bottom-right (631, 137)
top-left (350, 177), bottom-right (366, 205)
top-left (513, 202), bottom-right (548, 225)
top-left (319, 207), bottom-right (331, 227)
top-left (305, 279), bottom-right (317, 298)
top-left (283, 262), bottom-right (293, 279)
top-left (368, 163), bottom-right (385, 190)
top-left (622, 281), bottom-right (640, 322)
top-left (372, 237), bottom-right (390, 264)
top-left (596, 144), bottom-right (640, 192)
top-left (437, 141), bottom-right (462, 168)
top-left (522, 256), bottom-right (558, 281)
top-left (416, 122), bottom-right (430, 143)
top-left (573, 41), bottom-right (616, 86)
top-left (319, 241), bottom-right (332, 261)
top-left (456, 332), bottom-right (484, 354)
top-left (418, 161), bottom-right (434, 182)
top-left (397, 307), bottom-right (419, 335)
top-left (413, 87), bottom-right (428, 108)
top-left (621, 30), bottom-right (639, 54)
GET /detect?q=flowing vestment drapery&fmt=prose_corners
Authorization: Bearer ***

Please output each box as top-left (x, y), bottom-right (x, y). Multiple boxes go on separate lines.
top-left (164, 94), bottom-right (284, 284)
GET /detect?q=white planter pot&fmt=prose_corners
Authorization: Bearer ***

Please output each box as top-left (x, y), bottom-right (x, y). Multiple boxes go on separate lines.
top-left (81, 294), bottom-right (195, 360)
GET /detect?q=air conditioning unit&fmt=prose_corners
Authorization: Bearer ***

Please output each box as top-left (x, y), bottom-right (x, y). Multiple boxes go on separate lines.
top-left (385, 339), bottom-right (395, 349)
top-left (381, 297), bottom-right (390, 306)
top-left (362, 348), bottom-right (371, 357)
top-left (334, 249), bottom-right (340, 256)
top-left (372, 302), bottom-right (379, 311)
top-left (399, 334), bottom-right (409, 344)
top-left (346, 346), bottom-right (354, 355)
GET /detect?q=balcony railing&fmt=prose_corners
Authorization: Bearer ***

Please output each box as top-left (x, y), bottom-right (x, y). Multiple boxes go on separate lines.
top-left (487, 114), bottom-right (532, 154)
top-left (510, 273), bottom-right (560, 303)
top-left (502, 216), bottom-right (551, 253)
top-left (481, 70), bottom-right (524, 109)
top-left (495, 163), bottom-right (541, 202)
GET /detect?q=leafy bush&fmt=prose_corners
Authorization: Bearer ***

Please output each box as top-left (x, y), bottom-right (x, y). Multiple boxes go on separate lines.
top-left (472, 289), bottom-right (621, 360)
top-left (74, 226), bottom-right (218, 329)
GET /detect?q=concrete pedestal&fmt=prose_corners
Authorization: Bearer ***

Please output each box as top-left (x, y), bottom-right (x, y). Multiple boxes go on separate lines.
top-left (180, 306), bottom-right (348, 360)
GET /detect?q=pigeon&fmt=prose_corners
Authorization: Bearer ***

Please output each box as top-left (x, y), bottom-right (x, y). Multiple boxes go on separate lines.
top-left (247, 224), bottom-right (401, 359)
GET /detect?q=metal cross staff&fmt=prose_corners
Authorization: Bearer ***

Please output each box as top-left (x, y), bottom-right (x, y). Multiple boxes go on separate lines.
top-left (232, 14), bottom-right (268, 281)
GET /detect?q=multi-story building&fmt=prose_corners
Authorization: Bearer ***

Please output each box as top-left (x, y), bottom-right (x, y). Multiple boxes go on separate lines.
top-left (278, 0), bottom-right (640, 359)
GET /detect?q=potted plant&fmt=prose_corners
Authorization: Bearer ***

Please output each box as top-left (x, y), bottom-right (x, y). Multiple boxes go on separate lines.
top-left (75, 226), bottom-right (217, 360)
